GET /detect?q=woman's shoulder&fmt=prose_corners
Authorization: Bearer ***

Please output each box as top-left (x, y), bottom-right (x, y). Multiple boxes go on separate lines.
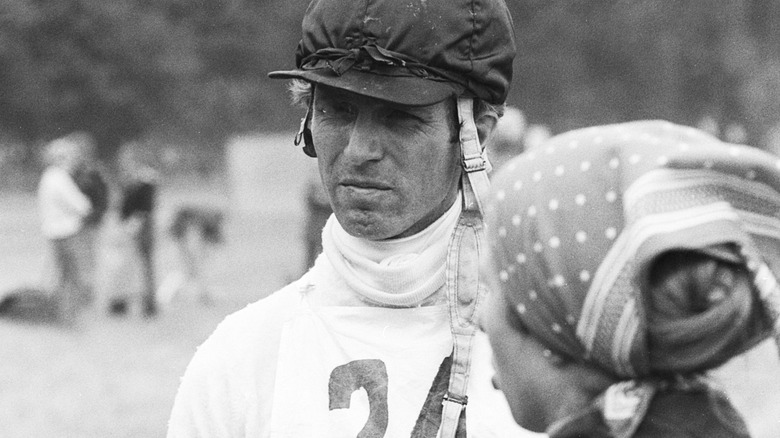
top-left (636, 389), bottom-right (751, 438)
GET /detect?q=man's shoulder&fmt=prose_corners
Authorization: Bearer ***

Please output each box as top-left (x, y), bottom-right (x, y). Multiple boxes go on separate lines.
top-left (188, 280), bottom-right (308, 374)
top-left (208, 280), bottom-right (306, 343)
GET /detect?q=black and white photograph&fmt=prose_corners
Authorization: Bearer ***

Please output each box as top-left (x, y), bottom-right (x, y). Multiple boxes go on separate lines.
top-left (1, 1), bottom-right (779, 437)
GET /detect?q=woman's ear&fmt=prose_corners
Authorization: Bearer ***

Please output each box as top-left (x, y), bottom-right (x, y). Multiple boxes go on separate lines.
top-left (476, 111), bottom-right (499, 146)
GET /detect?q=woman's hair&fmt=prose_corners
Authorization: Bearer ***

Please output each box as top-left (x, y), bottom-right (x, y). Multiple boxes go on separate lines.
top-left (646, 248), bottom-right (767, 374)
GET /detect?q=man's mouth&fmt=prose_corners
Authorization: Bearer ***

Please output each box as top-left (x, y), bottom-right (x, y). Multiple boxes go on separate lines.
top-left (340, 178), bottom-right (391, 191)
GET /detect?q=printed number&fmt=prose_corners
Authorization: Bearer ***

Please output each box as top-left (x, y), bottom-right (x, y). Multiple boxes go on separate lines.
top-left (329, 359), bottom-right (389, 438)
top-left (328, 355), bottom-right (461, 438)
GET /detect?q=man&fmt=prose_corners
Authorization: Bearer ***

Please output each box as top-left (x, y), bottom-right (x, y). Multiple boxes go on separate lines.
top-left (117, 143), bottom-right (160, 317)
top-left (168, 0), bottom-right (533, 436)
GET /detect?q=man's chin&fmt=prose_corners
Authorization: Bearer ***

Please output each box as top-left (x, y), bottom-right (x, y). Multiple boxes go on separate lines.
top-left (336, 210), bottom-right (400, 241)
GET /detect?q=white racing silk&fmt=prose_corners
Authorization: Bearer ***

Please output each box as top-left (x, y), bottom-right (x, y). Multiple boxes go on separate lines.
top-left (167, 201), bottom-right (536, 438)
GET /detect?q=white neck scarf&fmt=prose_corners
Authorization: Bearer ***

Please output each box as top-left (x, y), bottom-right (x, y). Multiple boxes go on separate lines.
top-left (322, 197), bottom-right (462, 307)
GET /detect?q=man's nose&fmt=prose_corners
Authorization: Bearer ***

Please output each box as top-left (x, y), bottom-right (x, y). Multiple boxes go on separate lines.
top-left (343, 114), bottom-right (384, 163)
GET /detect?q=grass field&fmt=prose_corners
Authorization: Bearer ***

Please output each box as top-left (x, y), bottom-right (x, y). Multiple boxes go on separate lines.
top-left (1, 134), bottom-right (779, 437)
top-left (0, 192), bottom-right (296, 437)
top-left (0, 134), bottom-right (315, 438)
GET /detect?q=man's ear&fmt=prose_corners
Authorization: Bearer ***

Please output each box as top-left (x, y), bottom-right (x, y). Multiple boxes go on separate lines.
top-left (475, 111), bottom-right (499, 146)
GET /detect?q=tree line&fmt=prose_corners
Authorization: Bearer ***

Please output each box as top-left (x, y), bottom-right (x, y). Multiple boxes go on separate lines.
top-left (1, 0), bottom-right (779, 165)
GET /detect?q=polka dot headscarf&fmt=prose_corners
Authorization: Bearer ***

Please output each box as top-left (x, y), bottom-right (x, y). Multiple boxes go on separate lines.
top-left (486, 120), bottom-right (780, 379)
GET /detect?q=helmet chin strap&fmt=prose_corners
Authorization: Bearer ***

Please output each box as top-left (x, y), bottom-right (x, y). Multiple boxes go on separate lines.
top-left (294, 101), bottom-right (317, 158)
top-left (456, 98), bottom-right (492, 213)
top-left (439, 97), bottom-right (492, 438)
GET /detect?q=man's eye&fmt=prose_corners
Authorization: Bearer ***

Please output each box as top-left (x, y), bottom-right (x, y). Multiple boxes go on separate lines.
top-left (386, 109), bottom-right (421, 123)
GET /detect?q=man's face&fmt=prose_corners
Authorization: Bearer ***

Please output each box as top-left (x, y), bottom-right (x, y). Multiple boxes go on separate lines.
top-left (311, 85), bottom-right (461, 240)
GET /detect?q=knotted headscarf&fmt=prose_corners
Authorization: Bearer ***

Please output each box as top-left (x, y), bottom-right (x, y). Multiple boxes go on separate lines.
top-left (485, 120), bottom-right (780, 437)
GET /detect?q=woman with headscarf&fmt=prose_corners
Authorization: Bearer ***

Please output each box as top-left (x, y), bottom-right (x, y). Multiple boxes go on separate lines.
top-left (482, 120), bottom-right (780, 437)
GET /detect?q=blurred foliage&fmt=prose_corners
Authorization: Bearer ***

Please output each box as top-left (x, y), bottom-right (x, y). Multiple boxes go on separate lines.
top-left (1, 0), bottom-right (779, 166)
top-left (0, 0), bottom-right (308, 162)
top-left (509, 0), bottom-right (780, 147)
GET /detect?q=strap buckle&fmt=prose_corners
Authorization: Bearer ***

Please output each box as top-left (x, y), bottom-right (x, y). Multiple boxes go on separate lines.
top-left (442, 392), bottom-right (469, 406)
top-left (462, 151), bottom-right (486, 173)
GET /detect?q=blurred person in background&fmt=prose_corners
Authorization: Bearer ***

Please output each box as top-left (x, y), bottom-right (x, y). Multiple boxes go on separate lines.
top-left (69, 131), bottom-right (110, 303)
top-left (167, 0), bottom-right (535, 436)
top-left (482, 121), bottom-right (780, 437)
top-left (522, 123), bottom-right (553, 151)
top-left (696, 113), bottom-right (720, 138)
top-left (156, 204), bottom-right (224, 307)
top-left (37, 135), bottom-right (93, 325)
top-left (106, 143), bottom-right (160, 318)
top-left (765, 121), bottom-right (780, 157)
top-left (486, 106), bottom-right (527, 173)
top-left (724, 122), bottom-right (748, 144)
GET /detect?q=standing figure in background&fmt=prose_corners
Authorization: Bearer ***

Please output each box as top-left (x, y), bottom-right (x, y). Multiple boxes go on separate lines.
top-left (157, 205), bottom-right (224, 307)
top-left (487, 106), bottom-right (527, 173)
top-left (69, 131), bottom-right (110, 302)
top-left (37, 136), bottom-right (93, 325)
top-left (482, 121), bottom-right (780, 437)
top-left (522, 123), bottom-right (553, 151)
top-left (117, 145), bottom-right (160, 318)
